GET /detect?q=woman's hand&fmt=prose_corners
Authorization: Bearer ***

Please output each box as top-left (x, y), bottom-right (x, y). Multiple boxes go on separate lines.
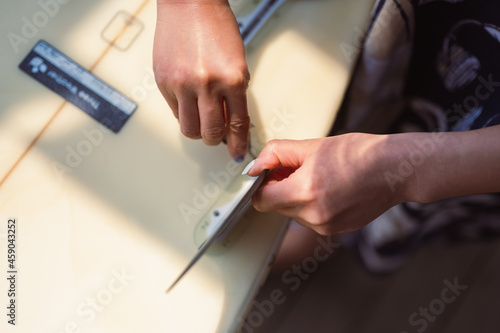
top-left (247, 126), bottom-right (500, 235)
top-left (154, 0), bottom-right (250, 160)
top-left (246, 134), bottom-right (405, 235)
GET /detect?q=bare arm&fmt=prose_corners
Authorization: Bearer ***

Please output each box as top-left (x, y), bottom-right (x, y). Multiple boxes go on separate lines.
top-left (404, 125), bottom-right (500, 203)
top-left (246, 125), bottom-right (500, 235)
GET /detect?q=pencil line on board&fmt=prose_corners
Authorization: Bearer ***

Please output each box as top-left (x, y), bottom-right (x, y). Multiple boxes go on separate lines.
top-left (0, 0), bottom-right (150, 190)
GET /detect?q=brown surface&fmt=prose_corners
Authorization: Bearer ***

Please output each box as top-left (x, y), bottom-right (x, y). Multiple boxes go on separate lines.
top-left (243, 236), bottom-right (500, 333)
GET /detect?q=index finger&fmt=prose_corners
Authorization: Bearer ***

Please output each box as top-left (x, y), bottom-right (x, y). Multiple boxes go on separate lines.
top-left (251, 170), bottom-right (300, 213)
top-left (246, 139), bottom-right (310, 177)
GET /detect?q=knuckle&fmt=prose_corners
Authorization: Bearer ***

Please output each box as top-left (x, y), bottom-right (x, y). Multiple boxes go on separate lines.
top-left (265, 139), bottom-right (283, 152)
top-left (153, 67), bottom-right (169, 87)
top-left (296, 186), bottom-right (332, 222)
top-left (194, 68), bottom-right (214, 88)
top-left (314, 207), bottom-right (332, 226)
top-left (298, 179), bottom-right (319, 202)
top-left (201, 127), bottom-right (225, 144)
top-left (228, 116), bottom-right (250, 133)
top-left (251, 196), bottom-right (265, 212)
top-left (315, 226), bottom-right (334, 236)
top-left (181, 126), bottom-right (201, 139)
top-left (154, 66), bottom-right (190, 92)
top-left (155, 63), bottom-right (250, 94)
top-left (224, 67), bottom-right (250, 91)
top-left (172, 68), bottom-right (191, 90)
top-left (301, 208), bottom-right (334, 235)
top-left (311, 204), bottom-right (338, 234)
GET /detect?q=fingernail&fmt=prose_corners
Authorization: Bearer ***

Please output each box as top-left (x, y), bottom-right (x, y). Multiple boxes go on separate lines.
top-left (242, 159), bottom-right (256, 175)
top-left (234, 155), bottom-right (245, 163)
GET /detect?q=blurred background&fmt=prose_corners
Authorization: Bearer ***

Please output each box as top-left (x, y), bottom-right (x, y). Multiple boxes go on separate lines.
top-left (244, 223), bottom-right (500, 333)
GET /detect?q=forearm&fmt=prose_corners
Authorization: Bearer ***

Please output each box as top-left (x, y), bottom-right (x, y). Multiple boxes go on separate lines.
top-left (397, 125), bottom-right (500, 203)
top-left (157, 0), bottom-right (229, 5)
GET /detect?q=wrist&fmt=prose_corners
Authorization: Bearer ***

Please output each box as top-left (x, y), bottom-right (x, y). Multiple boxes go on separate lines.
top-left (381, 132), bottom-right (447, 204)
top-left (388, 131), bottom-right (454, 204)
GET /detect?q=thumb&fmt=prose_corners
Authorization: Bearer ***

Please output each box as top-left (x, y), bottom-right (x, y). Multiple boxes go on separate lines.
top-left (246, 139), bottom-right (310, 177)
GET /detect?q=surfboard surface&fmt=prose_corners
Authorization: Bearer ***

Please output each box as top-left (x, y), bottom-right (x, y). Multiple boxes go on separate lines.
top-left (0, 0), bottom-right (374, 332)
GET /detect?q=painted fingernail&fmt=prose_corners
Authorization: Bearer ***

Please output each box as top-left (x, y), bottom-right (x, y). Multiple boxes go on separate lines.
top-left (242, 159), bottom-right (256, 175)
top-left (234, 155), bottom-right (245, 163)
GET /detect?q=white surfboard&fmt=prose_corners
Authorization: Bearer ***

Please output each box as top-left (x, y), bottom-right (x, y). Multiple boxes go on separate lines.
top-left (0, 0), bottom-right (375, 332)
